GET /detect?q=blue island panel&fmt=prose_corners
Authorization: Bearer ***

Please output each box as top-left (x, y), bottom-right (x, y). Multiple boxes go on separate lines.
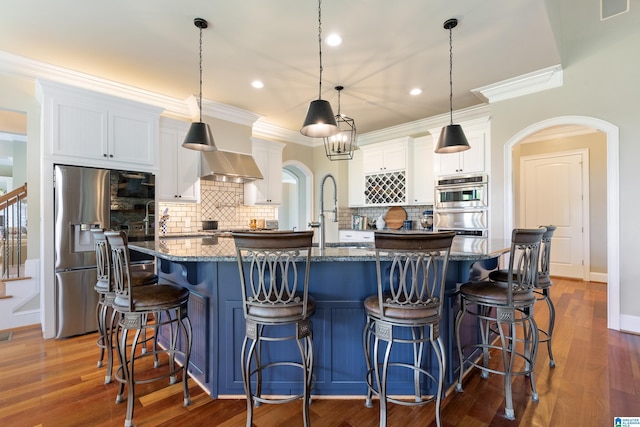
top-left (142, 237), bottom-right (506, 398)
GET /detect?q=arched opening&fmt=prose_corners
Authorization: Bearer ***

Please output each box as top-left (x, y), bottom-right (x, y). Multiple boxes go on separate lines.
top-left (280, 161), bottom-right (314, 232)
top-left (504, 116), bottom-right (620, 330)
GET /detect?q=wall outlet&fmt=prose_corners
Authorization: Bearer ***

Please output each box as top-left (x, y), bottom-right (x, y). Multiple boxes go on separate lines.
top-left (184, 218), bottom-right (191, 228)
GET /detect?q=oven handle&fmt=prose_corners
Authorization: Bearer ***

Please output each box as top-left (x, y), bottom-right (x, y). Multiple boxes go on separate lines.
top-left (435, 183), bottom-right (487, 190)
top-left (435, 209), bottom-right (487, 214)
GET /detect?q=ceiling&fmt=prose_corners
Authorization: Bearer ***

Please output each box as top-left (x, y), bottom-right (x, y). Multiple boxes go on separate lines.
top-left (0, 0), bottom-right (561, 135)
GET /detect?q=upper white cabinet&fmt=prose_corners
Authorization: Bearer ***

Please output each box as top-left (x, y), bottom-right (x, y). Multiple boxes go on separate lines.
top-left (361, 137), bottom-right (408, 174)
top-left (348, 149), bottom-right (365, 207)
top-left (409, 136), bottom-right (434, 205)
top-left (158, 118), bottom-right (200, 202)
top-left (432, 118), bottom-right (490, 177)
top-left (357, 137), bottom-right (410, 205)
top-left (244, 138), bottom-right (285, 206)
top-left (37, 80), bottom-right (161, 171)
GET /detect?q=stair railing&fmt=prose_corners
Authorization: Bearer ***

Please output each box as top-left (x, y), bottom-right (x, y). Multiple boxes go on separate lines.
top-left (0, 183), bottom-right (27, 280)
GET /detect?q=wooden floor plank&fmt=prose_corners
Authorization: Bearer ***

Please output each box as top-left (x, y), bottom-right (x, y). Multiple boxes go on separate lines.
top-left (0, 278), bottom-right (638, 426)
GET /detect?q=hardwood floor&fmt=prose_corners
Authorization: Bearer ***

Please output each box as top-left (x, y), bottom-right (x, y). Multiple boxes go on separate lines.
top-left (1, 278), bottom-right (638, 426)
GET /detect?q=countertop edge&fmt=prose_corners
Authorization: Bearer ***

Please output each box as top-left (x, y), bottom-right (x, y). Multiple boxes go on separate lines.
top-left (129, 241), bottom-right (506, 263)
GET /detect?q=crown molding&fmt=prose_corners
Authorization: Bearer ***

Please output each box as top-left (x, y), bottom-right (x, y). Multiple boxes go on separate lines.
top-left (252, 120), bottom-right (314, 146)
top-left (185, 95), bottom-right (263, 127)
top-left (0, 51), bottom-right (192, 117)
top-left (0, 50), bottom-right (287, 129)
top-left (471, 64), bottom-right (563, 104)
top-left (356, 104), bottom-right (491, 146)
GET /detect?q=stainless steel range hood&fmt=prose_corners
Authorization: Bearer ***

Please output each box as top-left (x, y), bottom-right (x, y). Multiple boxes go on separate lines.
top-left (200, 150), bottom-right (263, 183)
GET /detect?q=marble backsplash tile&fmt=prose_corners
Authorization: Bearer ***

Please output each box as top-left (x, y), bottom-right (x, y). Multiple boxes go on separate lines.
top-left (158, 180), bottom-right (276, 233)
top-left (158, 179), bottom-right (429, 234)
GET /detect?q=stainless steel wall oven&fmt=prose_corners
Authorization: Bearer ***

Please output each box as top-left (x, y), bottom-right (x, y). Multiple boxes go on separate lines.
top-left (434, 174), bottom-right (489, 249)
top-left (435, 174), bottom-right (488, 210)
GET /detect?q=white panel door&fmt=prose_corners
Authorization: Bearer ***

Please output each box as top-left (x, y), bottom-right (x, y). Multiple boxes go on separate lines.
top-left (520, 150), bottom-right (589, 279)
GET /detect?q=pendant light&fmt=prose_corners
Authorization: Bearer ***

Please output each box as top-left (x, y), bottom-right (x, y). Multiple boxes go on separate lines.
top-left (323, 85), bottom-right (355, 161)
top-left (300, 0), bottom-right (340, 138)
top-left (435, 18), bottom-right (470, 154)
top-left (183, 18), bottom-right (217, 152)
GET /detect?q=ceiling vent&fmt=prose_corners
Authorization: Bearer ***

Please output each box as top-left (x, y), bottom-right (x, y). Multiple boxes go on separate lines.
top-left (601, 0), bottom-right (629, 20)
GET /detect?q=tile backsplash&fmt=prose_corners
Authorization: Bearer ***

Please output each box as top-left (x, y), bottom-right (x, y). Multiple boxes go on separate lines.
top-left (340, 205), bottom-right (433, 230)
top-left (158, 179), bottom-right (429, 234)
top-left (158, 180), bottom-right (276, 233)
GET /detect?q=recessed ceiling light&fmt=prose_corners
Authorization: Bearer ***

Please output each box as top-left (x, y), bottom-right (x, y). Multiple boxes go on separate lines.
top-left (251, 80), bottom-right (264, 89)
top-left (325, 33), bottom-right (342, 46)
top-left (410, 88), bottom-right (422, 96)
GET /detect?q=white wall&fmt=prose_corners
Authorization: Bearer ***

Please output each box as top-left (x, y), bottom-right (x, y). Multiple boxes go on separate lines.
top-left (489, 1), bottom-right (640, 328)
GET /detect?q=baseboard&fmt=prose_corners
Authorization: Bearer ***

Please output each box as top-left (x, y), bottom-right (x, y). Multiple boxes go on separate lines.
top-left (619, 314), bottom-right (640, 335)
top-left (589, 271), bottom-right (608, 283)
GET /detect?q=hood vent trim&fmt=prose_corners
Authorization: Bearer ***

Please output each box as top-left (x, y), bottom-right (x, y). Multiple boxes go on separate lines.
top-left (200, 150), bottom-right (263, 183)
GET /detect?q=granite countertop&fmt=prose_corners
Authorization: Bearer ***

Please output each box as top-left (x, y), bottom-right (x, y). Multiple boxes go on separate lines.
top-left (129, 234), bottom-right (510, 263)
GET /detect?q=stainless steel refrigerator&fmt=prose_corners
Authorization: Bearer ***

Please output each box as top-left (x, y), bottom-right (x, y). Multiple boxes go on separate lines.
top-left (54, 165), bottom-right (108, 338)
top-left (53, 165), bottom-right (155, 338)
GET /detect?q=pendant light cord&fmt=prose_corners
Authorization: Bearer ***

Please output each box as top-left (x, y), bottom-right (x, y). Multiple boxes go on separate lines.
top-left (198, 23), bottom-right (204, 122)
top-left (337, 87), bottom-right (341, 116)
top-left (317, 0), bottom-right (323, 100)
top-left (448, 25), bottom-right (453, 126)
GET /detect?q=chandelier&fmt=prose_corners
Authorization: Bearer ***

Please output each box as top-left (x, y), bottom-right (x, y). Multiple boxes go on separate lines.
top-left (323, 86), bottom-right (355, 161)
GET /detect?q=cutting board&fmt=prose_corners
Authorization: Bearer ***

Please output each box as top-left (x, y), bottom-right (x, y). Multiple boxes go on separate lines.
top-left (385, 206), bottom-right (407, 230)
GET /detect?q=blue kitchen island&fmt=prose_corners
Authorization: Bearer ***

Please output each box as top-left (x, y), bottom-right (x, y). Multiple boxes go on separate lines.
top-left (130, 234), bottom-right (508, 398)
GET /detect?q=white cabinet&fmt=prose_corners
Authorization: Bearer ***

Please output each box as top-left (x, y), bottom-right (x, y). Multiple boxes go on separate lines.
top-left (361, 137), bottom-right (408, 173)
top-left (38, 80), bottom-right (161, 170)
top-left (435, 133), bottom-right (485, 175)
top-left (158, 118), bottom-right (200, 202)
top-left (244, 138), bottom-right (285, 205)
top-left (339, 230), bottom-right (374, 243)
top-left (432, 119), bottom-right (489, 177)
top-left (359, 137), bottom-right (410, 205)
top-left (348, 149), bottom-right (365, 207)
top-left (409, 136), bottom-right (434, 205)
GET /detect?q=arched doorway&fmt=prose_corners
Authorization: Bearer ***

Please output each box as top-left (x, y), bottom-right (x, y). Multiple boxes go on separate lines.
top-left (280, 161), bottom-right (314, 232)
top-left (503, 116), bottom-right (620, 330)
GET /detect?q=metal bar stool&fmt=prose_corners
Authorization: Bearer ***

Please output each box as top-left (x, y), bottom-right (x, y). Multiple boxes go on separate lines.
top-left (489, 225), bottom-right (557, 366)
top-left (363, 230), bottom-right (456, 427)
top-left (232, 230), bottom-right (315, 427)
top-left (91, 229), bottom-right (158, 384)
top-left (455, 228), bottom-right (545, 420)
top-left (105, 230), bottom-right (192, 427)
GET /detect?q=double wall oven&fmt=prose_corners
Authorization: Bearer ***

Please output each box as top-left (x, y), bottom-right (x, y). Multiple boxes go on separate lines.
top-left (434, 174), bottom-right (488, 251)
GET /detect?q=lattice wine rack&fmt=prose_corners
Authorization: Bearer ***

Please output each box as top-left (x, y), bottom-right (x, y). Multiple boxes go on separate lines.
top-left (364, 171), bottom-right (406, 205)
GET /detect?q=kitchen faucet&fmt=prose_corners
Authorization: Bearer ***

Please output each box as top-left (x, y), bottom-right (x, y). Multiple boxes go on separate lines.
top-left (143, 200), bottom-right (154, 235)
top-left (308, 173), bottom-right (338, 250)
